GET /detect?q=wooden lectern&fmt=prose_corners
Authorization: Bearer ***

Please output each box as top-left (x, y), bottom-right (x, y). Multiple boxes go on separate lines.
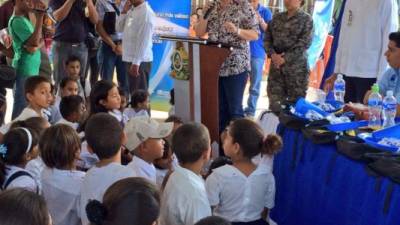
top-left (159, 35), bottom-right (231, 144)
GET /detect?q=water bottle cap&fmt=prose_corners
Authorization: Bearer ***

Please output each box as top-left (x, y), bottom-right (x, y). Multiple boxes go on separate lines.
top-left (371, 83), bottom-right (379, 93)
top-left (337, 74), bottom-right (343, 79)
top-left (387, 90), bottom-right (394, 97)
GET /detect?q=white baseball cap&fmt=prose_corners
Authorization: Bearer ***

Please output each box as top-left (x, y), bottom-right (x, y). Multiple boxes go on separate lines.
top-left (124, 117), bottom-right (173, 151)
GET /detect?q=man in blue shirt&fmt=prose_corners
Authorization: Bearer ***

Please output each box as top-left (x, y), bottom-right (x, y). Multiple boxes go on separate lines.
top-left (363, 32), bottom-right (400, 115)
top-left (244, 0), bottom-right (272, 117)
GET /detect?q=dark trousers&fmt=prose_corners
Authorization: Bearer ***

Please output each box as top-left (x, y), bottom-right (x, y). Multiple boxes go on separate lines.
top-left (86, 48), bottom-right (100, 88)
top-left (128, 61), bottom-right (152, 95)
top-left (219, 71), bottom-right (248, 133)
top-left (343, 75), bottom-right (376, 103)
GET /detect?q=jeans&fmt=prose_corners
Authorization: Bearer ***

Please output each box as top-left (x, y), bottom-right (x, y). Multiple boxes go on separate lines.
top-left (12, 75), bottom-right (28, 119)
top-left (98, 42), bottom-right (129, 95)
top-left (52, 41), bottom-right (88, 86)
top-left (245, 57), bottom-right (265, 116)
top-left (219, 71), bottom-right (248, 133)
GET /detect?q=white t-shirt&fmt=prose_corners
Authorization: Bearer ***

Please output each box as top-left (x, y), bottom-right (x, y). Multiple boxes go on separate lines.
top-left (80, 162), bottom-right (135, 225)
top-left (205, 164), bottom-right (276, 223)
top-left (108, 110), bottom-right (128, 126)
top-left (25, 157), bottom-right (45, 192)
top-left (123, 108), bottom-right (149, 121)
top-left (41, 167), bottom-right (85, 225)
top-left (3, 165), bottom-right (38, 192)
top-left (160, 166), bottom-right (211, 225)
top-left (0, 107), bottom-right (45, 134)
top-left (127, 156), bottom-right (155, 183)
top-left (156, 168), bottom-right (168, 188)
top-left (77, 141), bottom-right (99, 170)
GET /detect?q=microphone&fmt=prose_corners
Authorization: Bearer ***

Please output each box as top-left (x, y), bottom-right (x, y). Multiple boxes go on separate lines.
top-left (203, 1), bottom-right (216, 20)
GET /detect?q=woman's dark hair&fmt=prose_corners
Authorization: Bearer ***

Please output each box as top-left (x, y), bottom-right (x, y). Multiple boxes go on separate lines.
top-left (130, 89), bottom-right (149, 108)
top-left (389, 32), bottom-right (400, 48)
top-left (10, 117), bottom-right (49, 136)
top-left (40, 124), bottom-right (81, 170)
top-left (227, 119), bottom-right (282, 159)
top-left (0, 188), bottom-right (50, 225)
top-left (0, 128), bottom-right (39, 186)
top-left (86, 177), bottom-right (160, 225)
top-left (89, 80), bottom-right (116, 115)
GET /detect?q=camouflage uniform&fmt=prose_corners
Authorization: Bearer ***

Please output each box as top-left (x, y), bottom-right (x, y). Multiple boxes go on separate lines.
top-left (264, 10), bottom-right (313, 112)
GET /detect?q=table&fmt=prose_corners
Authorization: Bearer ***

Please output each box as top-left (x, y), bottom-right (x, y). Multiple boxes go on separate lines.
top-left (270, 127), bottom-right (400, 225)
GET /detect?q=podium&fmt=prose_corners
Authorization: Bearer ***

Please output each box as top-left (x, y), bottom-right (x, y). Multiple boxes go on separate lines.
top-left (159, 35), bottom-right (231, 144)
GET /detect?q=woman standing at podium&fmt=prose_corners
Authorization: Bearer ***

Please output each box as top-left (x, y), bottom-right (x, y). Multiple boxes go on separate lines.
top-left (196, 0), bottom-right (259, 133)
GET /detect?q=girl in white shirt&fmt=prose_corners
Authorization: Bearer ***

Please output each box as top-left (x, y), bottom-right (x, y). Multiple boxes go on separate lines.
top-left (124, 89), bottom-right (150, 120)
top-left (0, 127), bottom-right (39, 192)
top-left (206, 119), bottom-right (282, 225)
top-left (88, 80), bottom-right (125, 126)
top-left (40, 124), bottom-right (85, 225)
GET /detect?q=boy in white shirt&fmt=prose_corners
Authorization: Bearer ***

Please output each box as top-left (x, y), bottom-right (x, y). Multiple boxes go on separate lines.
top-left (160, 123), bottom-right (212, 225)
top-left (80, 113), bottom-right (135, 225)
top-left (124, 117), bottom-right (173, 183)
top-left (0, 76), bottom-right (52, 136)
top-left (57, 95), bottom-right (86, 133)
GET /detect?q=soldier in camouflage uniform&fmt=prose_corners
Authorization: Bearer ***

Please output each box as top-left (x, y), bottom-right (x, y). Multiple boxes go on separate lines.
top-left (264, 0), bottom-right (313, 113)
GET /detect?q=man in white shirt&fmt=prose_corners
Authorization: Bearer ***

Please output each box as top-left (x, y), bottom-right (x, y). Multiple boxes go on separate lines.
top-left (324, 0), bottom-right (399, 103)
top-left (117, 0), bottom-right (155, 94)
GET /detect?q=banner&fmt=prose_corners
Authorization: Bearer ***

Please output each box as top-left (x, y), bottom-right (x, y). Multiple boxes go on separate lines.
top-left (307, 0), bottom-right (334, 69)
top-left (147, 0), bottom-right (191, 112)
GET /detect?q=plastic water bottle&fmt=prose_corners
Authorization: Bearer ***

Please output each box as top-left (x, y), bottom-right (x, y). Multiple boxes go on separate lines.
top-left (333, 74), bottom-right (346, 103)
top-left (382, 90), bottom-right (397, 128)
top-left (368, 84), bottom-right (383, 130)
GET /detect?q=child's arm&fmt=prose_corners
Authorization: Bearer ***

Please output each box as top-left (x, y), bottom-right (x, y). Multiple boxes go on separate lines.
top-left (24, 11), bottom-right (45, 53)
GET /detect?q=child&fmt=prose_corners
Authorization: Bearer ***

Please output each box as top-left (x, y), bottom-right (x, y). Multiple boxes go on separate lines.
top-left (89, 80), bottom-right (123, 125)
top-left (59, 77), bottom-right (80, 98)
top-left (160, 123), bottom-right (212, 225)
top-left (80, 113), bottom-right (135, 225)
top-left (124, 117), bottom-right (173, 183)
top-left (124, 89), bottom-right (150, 119)
top-left (118, 87), bottom-right (129, 125)
top-left (40, 124), bottom-right (84, 225)
top-left (0, 188), bottom-right (51, 225)
top-left (57, 95), bottom-right (86, 131)
top-left (10, 117), bottom-right (50, 190)
top-left (154, 115), bottom-right (183, 187)
top-left (0, 76), bottom-right (52, 135)
top-left (0, 127), bottom-right (39, 192)
top-left (205, 119), bottom-right (282, 225)
top-left (64, 55), bottom-right (85, 99)
top-left (9, 0), bottom-right (45, 119)
top-left (195, 216), bottom-right (232, 225)
top-left (86, 177), bottom-right (160, 225)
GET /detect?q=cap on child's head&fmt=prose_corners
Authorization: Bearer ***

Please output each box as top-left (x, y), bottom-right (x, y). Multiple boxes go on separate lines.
top-left (124, 117), bottom-right (173, 151)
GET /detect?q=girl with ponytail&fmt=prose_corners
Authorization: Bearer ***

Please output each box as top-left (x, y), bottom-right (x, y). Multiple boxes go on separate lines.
top-left (205, 118), bottom-right (282, 225)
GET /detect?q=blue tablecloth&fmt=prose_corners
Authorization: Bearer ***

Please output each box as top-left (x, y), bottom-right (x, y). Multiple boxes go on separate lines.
top-left (270, 127), bottom-right (400, 225)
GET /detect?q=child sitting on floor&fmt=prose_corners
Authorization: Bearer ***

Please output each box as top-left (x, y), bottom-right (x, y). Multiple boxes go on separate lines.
top-left (160, 123), bottom-right (212, 225)
top-left (124, 117), bottom-right (173, 184)
top-left (124, 89), bottom-right (150, 119)
top-left (86, 177), bottom-right (160, 225)
top-left (40, 124), bottom-right (84, 225)
top-left (205, 119), bottom-right (282, 225)
top-left (0, 127), bottom-right (39, 192)
top-left (80, 113), bottom-right (135, 225)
